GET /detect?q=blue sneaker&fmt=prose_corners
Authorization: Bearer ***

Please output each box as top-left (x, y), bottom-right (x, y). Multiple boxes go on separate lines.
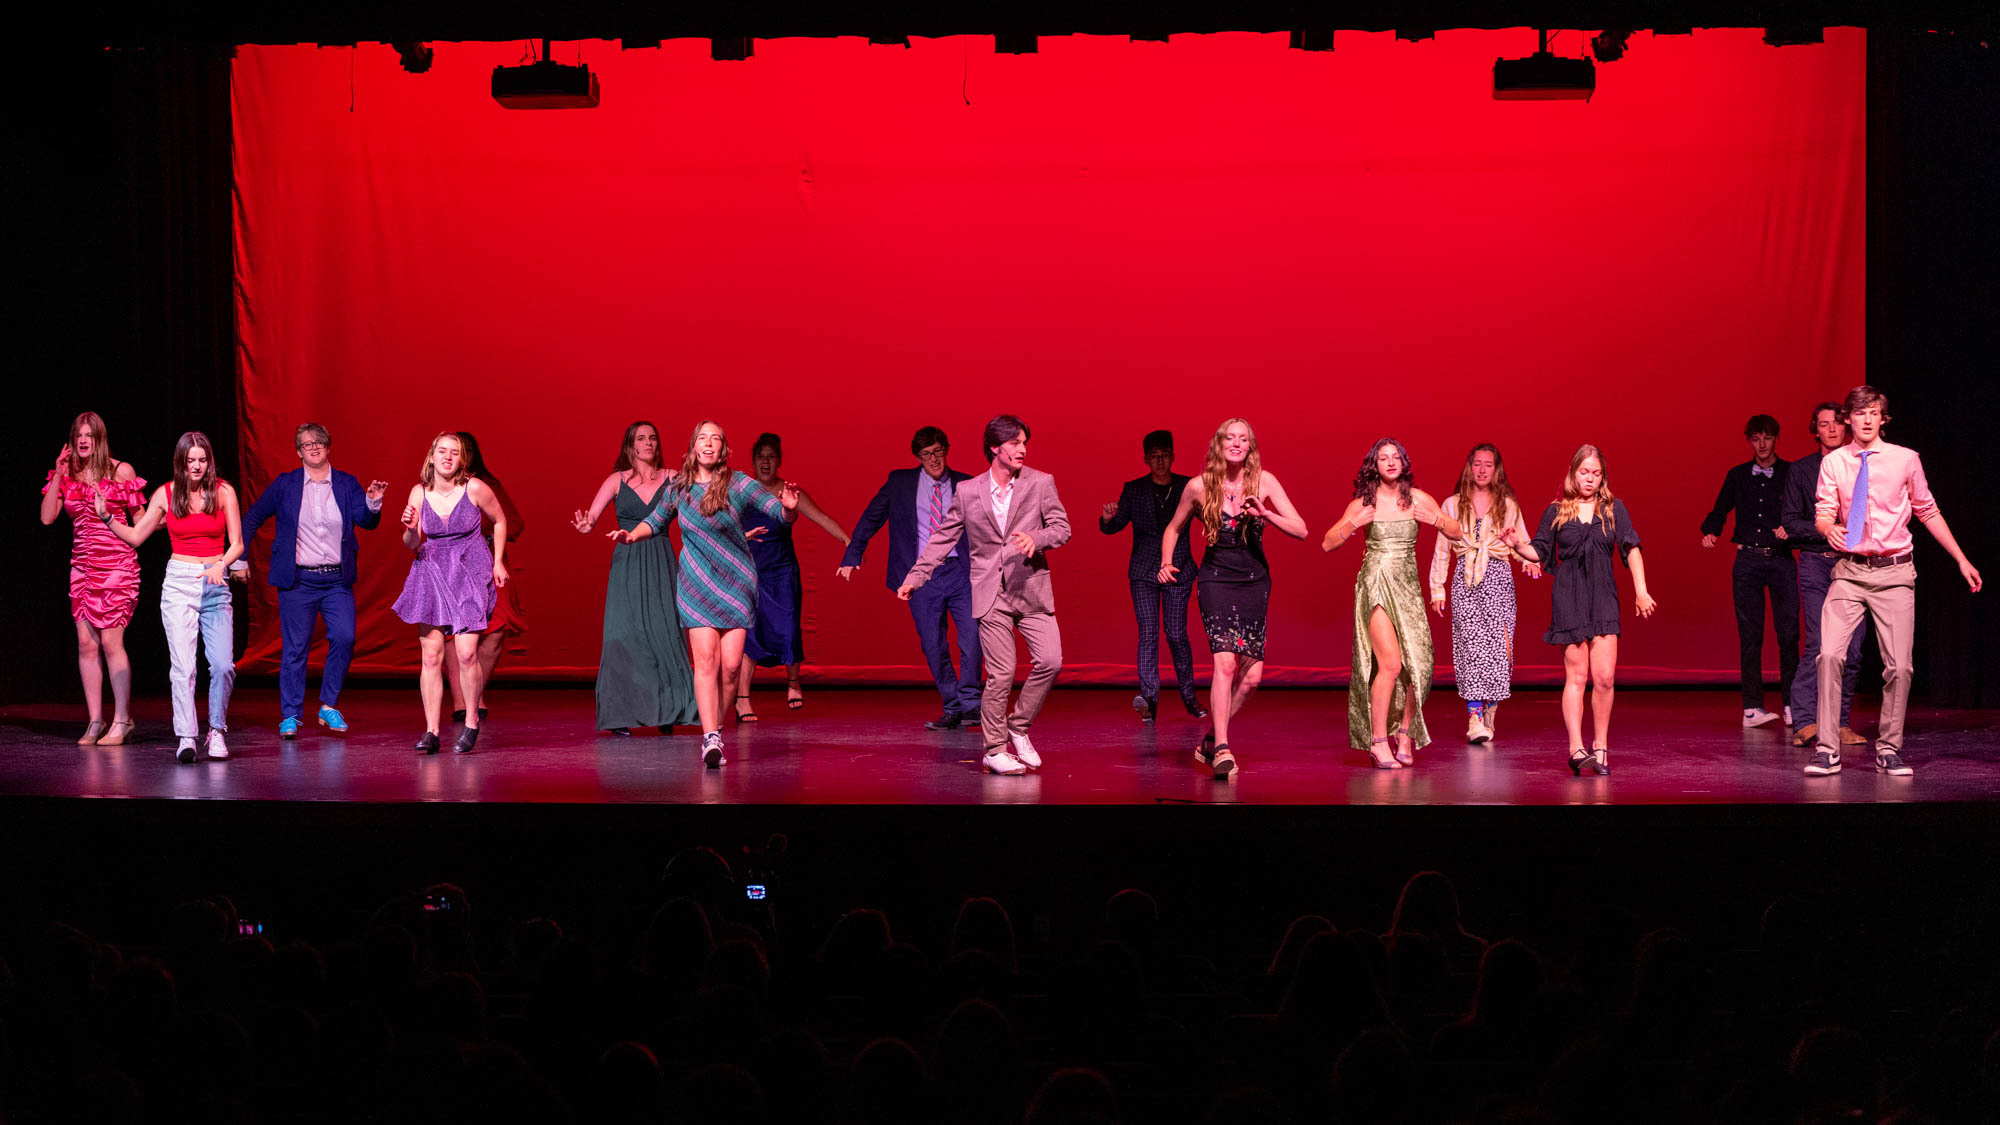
top-left (277, 716), bottom-right (300, 739)
top-left (317, 706), bottom-right (349, 733)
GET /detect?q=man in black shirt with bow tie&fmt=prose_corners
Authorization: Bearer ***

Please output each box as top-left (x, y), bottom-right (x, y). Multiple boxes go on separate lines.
top-left (1701, 413), bottom-right (1799, 728)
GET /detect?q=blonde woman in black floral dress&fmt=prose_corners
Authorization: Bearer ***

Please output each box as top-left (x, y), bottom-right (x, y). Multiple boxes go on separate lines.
top-left (1159, 419), bottom-right (1309, 779)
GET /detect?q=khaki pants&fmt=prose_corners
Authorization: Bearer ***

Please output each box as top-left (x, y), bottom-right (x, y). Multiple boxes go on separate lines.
top-left (978, 607), bottom-right (1062, 753)
top-left (1816, 559), bottom-right (1915, 755)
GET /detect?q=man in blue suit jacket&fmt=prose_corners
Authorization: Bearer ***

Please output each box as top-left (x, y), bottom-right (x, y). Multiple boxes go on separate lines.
top-left (240, 423), bottom-right (388, 737)
top-left (839, 425), bottom-right (982, 729)
top-left (1099, 429), bottom-right (1204, 721)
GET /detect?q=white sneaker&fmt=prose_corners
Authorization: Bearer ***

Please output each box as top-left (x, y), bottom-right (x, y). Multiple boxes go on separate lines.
top-left (205, 729), bottom-right (230, 760)
top-left (701, 732), bottom-right (726, 769)
top-left (1008, 731), bottom-right (1042, 770)
top-left (1742, 708), bottom-right (1781, 728)
top-left (983, 750), bottom-right (1028, 775)
top-left (175, 738), bottom-right (197, 764)
top-left (1783, 706), bottom-right (1793, 726)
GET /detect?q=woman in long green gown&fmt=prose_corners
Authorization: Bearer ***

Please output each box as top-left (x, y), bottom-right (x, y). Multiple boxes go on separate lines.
top-left (570, 422), bottom-right (701, 733)
top-left (1322, 438), bottom-right (1462, 768)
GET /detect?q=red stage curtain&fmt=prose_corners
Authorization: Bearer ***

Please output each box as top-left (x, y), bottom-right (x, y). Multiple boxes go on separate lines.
top-left (231, 30), bottom-right (1864, 684)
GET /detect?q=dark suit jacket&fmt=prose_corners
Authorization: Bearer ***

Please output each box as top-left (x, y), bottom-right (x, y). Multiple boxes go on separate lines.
top-left (241, 467), bottom-right (383, 590)
top-left (1100, 473), bottom-right (1195, 582)
top-left (841, 466), bottom-right (975, 591)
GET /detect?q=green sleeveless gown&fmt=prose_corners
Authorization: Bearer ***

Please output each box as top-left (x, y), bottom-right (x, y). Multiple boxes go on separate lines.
top-left (1347, 518), bottom-right (1434, 750)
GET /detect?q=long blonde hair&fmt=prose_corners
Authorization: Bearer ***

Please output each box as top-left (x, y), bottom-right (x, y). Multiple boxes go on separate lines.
top-left (1553, 444), bottom-right (1616, 534)
top-left (1199, 418), bottom-right (1261, 542)
top-left (674, 420), bottom-right (736, 518)
top-left (1452, 443), bottom-right (1519, 532)
top-left (419, 432), bottom-right (470, 489)
top-left (66, 411), bottom-right (114, 482)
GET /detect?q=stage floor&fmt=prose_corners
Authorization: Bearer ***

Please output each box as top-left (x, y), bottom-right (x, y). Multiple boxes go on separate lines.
top-left (2, 687), bottom-right (1996, 807)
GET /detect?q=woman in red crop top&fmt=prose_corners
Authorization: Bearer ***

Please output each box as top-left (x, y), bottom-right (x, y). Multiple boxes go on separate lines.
top-left (102, 431), bottom-right (244, 763)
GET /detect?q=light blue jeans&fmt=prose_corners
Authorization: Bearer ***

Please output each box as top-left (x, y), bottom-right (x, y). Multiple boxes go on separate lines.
top-left (161, 559), bottom-right (236, 737)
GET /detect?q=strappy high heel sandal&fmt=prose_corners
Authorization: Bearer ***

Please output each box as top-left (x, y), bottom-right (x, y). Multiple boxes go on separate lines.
top-left (1195, 730), bottom-right (1216, 767)
top-left (1391, 726), bottom-right (1415, 767)
top-left (78, 719), bottom-right (108, 745)
top-left (733, 694), bottom-right (759, 723)
top-left (1568, 747), bottom-right (1590, 776)
top-left (1591, 747), bottom-right (1609, 776)
top-left (96, 719), bottom-right (136, 747)
top-left (786, 675), bottom-right (804, 710)
top-left (1366, 735), bottom-right (1402, 769)
top-left (1211, 744), bottom-right (1237, 780)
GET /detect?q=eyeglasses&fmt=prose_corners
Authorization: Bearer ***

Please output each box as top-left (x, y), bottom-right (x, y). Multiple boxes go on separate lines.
top-left (916, 447), bottom-right (948, 459)
top-left (298, 442), bottom-right (327, 452)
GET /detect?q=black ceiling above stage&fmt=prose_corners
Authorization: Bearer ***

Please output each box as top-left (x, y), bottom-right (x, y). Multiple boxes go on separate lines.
top-left (83, 1), bottom-right (1999, 48)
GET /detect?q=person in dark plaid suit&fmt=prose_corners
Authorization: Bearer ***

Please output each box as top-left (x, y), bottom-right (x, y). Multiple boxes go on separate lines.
top-left (1100, 430), bottom-right (1206, 721)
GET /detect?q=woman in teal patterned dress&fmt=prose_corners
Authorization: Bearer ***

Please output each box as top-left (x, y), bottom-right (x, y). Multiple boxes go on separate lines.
top-left (610, 421), bottom-right (796, 768)
top-left (571, 421), bottom-right (701, 736)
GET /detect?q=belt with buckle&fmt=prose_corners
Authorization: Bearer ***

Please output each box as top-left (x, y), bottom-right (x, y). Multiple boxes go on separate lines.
top-left (1736, 545), bottom-right (1784, 556)
top-left (1840, 551), bottom-right (1913, 568)
top-left (299, 563), bottom-right (344, 573)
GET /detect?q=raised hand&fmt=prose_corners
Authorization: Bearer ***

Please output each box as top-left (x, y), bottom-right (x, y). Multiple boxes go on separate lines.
top-left (93, 487), bottom-right (109, 520)
top-left (55, 445), bottom-right (72, 478)
top-left (571, 509), bottom-right (593, 533)
top-left (365, 479), bottom-right (390, 505)
top-left (745, 526), bottom-right (771, 542)
top-left (1240, 494), bottom-right (1267, 520)
top-left (1351, 504), bottom-right (1376, 528)
top-left (401, 504), bottom-right (421, 531)
top-left (1413, 501), bottom-right (1438, 527)
top-left (607, 528), bottom-right (636, 544)
top-left (1100, 501), bottom-right (1119, 520)
top-left (779, 481), bottom-right (801, 510)
top-left (1009, 530), bottom-right (1036, 557)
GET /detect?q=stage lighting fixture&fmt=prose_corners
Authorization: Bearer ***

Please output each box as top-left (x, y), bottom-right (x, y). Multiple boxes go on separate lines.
top-left (492, 40), bottom-right (600, 109)
top-left (1395, 29), bottom-right (1436, 43)
top-left (1591, 29), bottom-right (1634, 61)
top-left (1289, 27), bottom-right (1334, 51)
top-left (391, 41), bottom-right (433, 73)
top-left (869, 34), bottom-right (911, 48)
top-left (620, 39), bottom-right (661, 50)
top-left (995, 31), bottom-right (1038, 54)
top-left (1763, 27), bottom-right (1825, 46)
top-left (1493, 31), bottom-right (1595, 100)
top-left (711, 37), bottom-right (754, 61)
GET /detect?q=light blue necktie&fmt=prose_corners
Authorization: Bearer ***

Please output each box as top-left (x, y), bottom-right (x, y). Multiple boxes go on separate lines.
top-left (1843, 451), bottom-right (1873, 550)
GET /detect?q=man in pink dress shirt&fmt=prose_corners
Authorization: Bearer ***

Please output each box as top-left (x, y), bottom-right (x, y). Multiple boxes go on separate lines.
top-left (1806, 386), bottom-right (1982, 776)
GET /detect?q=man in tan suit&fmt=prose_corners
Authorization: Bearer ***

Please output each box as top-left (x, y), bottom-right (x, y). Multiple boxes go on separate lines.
top-left (901, 414), bottom-right (1071, 774)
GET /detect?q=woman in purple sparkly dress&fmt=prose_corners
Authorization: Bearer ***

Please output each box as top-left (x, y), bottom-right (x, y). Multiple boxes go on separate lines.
top-left (393, 432), bottom-right (510, 755)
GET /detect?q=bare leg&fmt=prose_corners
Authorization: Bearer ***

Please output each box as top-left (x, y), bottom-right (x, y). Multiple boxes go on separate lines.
top-left (1209, 652), bottom-right (1238, 746)
top-left (418, 629), bottom-right (446, 735)
top-left (100, 625), bottom-right (133, 723)
top-left (476, 631), bottom-right (503, 711)
top-left (735, 654), bottom-right (758, 718)
top-left (1230, 659), bottom-right (1263, 722)
top-left (443, 641), bottom-right (465, 711)
top-left (689, 628), bottom-right (722, 734)
top-left (1367, 607), bottom-right (1403, 744)
top-left (453, 633), bottom-right (485, 729)
top-left (1588, 635), bottom-right (1618, 749)
top-left (786, 662), bottom-right (804, 707)
top-left (719, 630), bottom-right (749, 713)
top-left (1561, 642), bottom-right (1589, 752)
top-left (75, 620), bottom-right (105, 723)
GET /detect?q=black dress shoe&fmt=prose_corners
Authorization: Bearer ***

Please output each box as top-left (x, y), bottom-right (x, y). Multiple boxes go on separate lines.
top-left (925, 712), bottom-right (965, 731)
top-left (1132, 694), bottom-right (1158, 722)
top-left (415, 732), bottom-right (441, 756)
top-left (453, 727), bottom-right (480, 754)
top-left (1183, 698), bottom-right (1208, 719)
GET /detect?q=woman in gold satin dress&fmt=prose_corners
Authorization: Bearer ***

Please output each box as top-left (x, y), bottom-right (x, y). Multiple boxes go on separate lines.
top-left (1323, 439), bottom-right (1462, 768)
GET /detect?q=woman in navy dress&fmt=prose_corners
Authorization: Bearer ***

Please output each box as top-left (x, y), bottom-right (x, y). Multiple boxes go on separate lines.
top-left (1505, 445), bottom-right (1657, 776)
top-left (736, 433), bottom-right (851, 719)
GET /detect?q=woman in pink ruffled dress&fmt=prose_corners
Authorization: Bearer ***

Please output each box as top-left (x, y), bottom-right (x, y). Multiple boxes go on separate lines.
top-left (39, 412), bottom-right (149, 746)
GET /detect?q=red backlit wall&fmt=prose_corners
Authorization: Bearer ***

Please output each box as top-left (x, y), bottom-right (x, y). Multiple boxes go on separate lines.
top-left (231, 30), bottom-right (1865, 685)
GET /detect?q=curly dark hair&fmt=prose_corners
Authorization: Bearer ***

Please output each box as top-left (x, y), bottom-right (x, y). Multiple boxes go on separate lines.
top-left (1352, 437), bottom-right (1414, 510)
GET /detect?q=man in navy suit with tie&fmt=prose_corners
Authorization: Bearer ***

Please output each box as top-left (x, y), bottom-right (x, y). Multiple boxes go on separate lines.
top-left (839, 426), bottom-right (983, 729)
top-left (240, 423), bottom-right (388, 738)
top-left (1100, 430), bottom-right (1204, 721)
